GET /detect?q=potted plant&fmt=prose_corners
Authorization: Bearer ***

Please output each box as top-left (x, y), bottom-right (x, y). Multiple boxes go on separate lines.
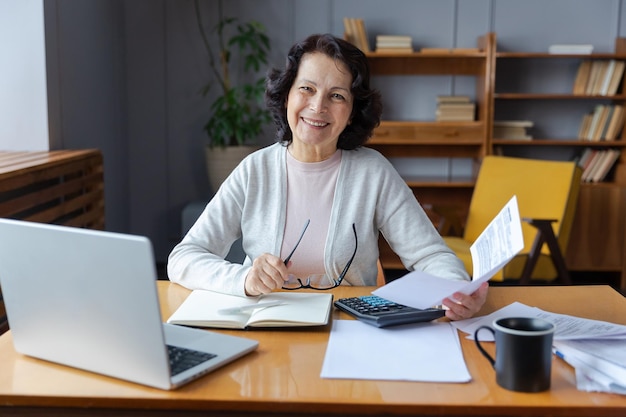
top-left (194, 0), bottom-right (271, 192)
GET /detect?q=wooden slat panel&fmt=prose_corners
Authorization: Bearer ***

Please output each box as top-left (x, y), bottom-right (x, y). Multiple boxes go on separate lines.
top-left (0, 154), bottom-right (103, 192)
top-left (0, 150), bottom-right (105, 230)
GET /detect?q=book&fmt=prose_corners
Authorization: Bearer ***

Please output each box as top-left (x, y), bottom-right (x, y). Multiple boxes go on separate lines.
top-left (591, 149), bottom-right (621, 182)
top-left (585, 61), bottom-right (603, 95)
top-left (605, 105), bottom-right (625, 140)
top-left (592, 105), bottom-right (610, 141)
top-left (585, 104), bottom-right (607, 140)
top-left (599, 59), bottom-right (616, 95)
top-left (577, 113), bottom-right (593, 139)
top-left (582, 149), bottom-right (607, 182)
top-left (374, 47), bottom-right (414, 54)
top-left (376, 35), bottom-right (412, 43)
top-left (166, 290), bottom-right (333, 329)
top-left (548, 44), bottom-right (594, 54)
top-left (590, 61), bottom-right (610, 95)
top-left (493, 120), bottom-right (534, 140)
top-left (606, 60), bottom-right (625, 95)
top-left (376, 35), bottom-right (412, 49)
top-left (355, 18), bottom-right (370, 52)
top-left (343, 18), bottom-right (370, 52)
top-left (420, 47), bottom-right (481, 54)
top-left (343, 17), bottom-right (356, 46)
top-left (437, 95), bottom-right (471, 103)
top-left (573, 60), bottom-right (592, 95)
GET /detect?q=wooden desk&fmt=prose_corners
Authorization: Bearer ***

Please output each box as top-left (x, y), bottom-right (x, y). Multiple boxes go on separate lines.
top-left (0, 283), bottom-right (624, 416)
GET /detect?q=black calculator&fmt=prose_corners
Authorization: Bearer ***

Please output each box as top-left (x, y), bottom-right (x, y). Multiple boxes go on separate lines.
top-left (334, 295), bottom-right (445, 328)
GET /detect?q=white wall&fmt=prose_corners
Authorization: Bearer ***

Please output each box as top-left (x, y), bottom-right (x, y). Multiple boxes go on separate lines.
top-left (0, 0), bottom-right (49, 151)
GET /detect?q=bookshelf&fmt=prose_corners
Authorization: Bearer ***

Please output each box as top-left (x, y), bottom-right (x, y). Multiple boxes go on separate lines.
top-left (365, 33), bottom-right (495, 269)
top-left (364, 31), bottom-right (626, 289)
top-left (493, 37), bottom-right (626, 290)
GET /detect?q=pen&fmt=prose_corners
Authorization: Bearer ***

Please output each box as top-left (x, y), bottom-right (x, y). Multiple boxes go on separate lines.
top-left (218, 301), bottom-right (285, 315)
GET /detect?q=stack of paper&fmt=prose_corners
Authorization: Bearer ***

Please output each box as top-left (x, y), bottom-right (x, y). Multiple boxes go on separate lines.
top-left (452, 302), bottom-right (626, 395)
top-left (321, 320), bottom-right (471, 382)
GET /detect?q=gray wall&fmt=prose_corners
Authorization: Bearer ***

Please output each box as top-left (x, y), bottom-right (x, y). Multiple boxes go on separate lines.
top-left (43, 0), bottom-right (626, 262)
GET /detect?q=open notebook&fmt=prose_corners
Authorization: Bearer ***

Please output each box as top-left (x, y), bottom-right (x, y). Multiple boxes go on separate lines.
top-left (0, 219), bottom-right (258, 390)
top-left (167, 290), bottom-right (333, 329)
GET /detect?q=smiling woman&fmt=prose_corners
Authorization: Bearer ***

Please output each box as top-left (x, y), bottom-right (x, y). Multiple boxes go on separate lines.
top-left (168, 34), bottom-right (487, 321)
top-left (285, 52), bottom-right (354, 162)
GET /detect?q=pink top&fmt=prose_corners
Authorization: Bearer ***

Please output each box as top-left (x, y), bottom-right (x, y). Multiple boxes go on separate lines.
top-left (280, 149), bottom-right (342, 278)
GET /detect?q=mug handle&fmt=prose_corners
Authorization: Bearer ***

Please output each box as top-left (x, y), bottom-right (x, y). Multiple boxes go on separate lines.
top-left (474, 326), bottom-right (496, 367)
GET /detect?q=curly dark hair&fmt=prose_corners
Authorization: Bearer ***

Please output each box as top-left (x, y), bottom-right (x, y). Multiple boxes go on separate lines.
top-left (265, 33), bottom-right (383, 150)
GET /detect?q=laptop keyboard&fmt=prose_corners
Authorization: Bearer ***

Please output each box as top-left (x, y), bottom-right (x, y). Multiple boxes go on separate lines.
top-left (167, 344), bottom-right (217, 376)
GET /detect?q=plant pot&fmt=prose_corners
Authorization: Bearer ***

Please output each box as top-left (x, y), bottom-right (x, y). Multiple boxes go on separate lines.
top-left (205, 145), bottom-right (257, 193)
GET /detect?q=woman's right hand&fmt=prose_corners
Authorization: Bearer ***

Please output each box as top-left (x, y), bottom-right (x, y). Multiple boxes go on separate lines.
top-left (244, 253), bottom-right (288, 296)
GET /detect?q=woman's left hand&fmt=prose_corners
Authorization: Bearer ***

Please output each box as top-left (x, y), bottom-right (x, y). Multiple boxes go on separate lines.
top-left (441, 281), bottom-right (489, 321)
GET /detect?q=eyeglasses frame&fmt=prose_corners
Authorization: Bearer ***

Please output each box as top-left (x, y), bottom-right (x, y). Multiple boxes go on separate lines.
top-left (281, 223), bottom-right (358, 291)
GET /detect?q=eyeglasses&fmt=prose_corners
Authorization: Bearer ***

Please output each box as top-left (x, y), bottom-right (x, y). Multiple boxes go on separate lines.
top-left (282, 222), bottom-right (357, 290)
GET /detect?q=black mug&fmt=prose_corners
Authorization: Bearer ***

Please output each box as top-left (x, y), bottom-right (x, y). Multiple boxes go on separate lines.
top-left (475, 317), bottom-right (555, 392)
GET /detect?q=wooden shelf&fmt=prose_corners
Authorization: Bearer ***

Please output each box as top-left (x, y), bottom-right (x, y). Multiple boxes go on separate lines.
top-left (370, 121), bottom-right (485, 146)
top-left (402, 177), bottom-right (475, 188)
top-left (366, 53), bottom-right (487, 75)
top-left (368, 33), bottom-right (626, 288)
top-left (493, 139), bottom-right (626, 146)
top-left (496, 52), bottom-right (626, 59)
top-left (495, 93), bottom-right (626, 99)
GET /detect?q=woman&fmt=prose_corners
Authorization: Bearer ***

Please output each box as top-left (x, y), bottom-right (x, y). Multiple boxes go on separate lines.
top-left (168, 34), bottom-right (487, 320)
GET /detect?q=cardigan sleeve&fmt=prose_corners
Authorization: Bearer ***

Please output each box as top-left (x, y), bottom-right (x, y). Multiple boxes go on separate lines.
top-left (167, 144), bottom-right (287, 296)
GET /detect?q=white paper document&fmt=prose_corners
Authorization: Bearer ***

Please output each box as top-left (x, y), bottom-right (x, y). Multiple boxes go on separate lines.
top-left (373, 196), bottom-right (524, 309)
top-left (553, 339), bottom-right (626, 395)
top-left (321, 320), bottom-right (471, 382)
top-left (451, 301), bottom-right (626, 341)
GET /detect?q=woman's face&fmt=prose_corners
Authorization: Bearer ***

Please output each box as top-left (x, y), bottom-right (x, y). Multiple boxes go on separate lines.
top-left (286, 52), bottom-right (353, 161)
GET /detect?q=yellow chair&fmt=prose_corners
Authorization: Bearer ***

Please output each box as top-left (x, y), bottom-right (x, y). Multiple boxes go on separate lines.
top-left (442, 155), bottom-right (582, 284)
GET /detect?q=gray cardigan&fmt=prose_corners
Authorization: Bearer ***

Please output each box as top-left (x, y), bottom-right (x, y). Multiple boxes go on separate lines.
top-left (168, 143), bottom-right (469, 296)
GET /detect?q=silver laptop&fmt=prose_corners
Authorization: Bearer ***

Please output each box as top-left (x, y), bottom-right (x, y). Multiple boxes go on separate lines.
top-left (0, 218), bottom-right (258, 390)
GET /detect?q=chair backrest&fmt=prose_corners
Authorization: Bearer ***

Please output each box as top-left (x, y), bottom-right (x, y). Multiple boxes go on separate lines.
top-left (376, 259), bottom-right (386, 286)
top-left (464, 156), bottom-right (582, 268)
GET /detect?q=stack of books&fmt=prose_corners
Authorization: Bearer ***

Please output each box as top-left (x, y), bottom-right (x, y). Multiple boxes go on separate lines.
top-left (578, 104), bottom-right (625, 141)
top-left (493, 120), bottom-right (534, 140)
top-left (572, 60), bottom-right (625, 96)
top-left (375, 35), bottom-right (413, 53)
top-left (435, 96), bottom-right (476, 121)
top-left (342, 18), bottom-right (370, 52)
top-left (577, 148), bottom-right (622, 183)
